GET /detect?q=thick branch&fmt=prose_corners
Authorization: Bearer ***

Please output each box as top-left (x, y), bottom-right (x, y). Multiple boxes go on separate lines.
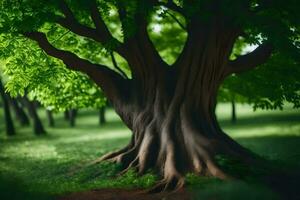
top-left (90, 0), bottom-right (121, 46)
top-left (115, 0), bottom-right (168, 82)
top-left (23, 32), bottom-right (129, 102)
top-left (228, 43), bottom-right (273, 74)
top-left (57, 17), bottom-right (98, 41)
top-left (166, 10), bottom-right (186, 31)
top-left (57, 0), bottom-right (125, 56)
top-left (58, 0), bottom-right (97, 39)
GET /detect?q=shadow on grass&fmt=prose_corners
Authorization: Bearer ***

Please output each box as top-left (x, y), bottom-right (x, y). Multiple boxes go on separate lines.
top-left (237, 135), bottom-right (300, 165)
top-left (197, 135), bottom-right (300, 200)
top-left (0, 173), bottom-right (52, 200)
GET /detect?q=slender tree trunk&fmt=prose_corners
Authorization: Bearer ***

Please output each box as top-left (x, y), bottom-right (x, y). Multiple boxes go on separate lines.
top-left (64, 110), bottom-right (69, 120)
top-left (231, 96), bottom-right (237, 124)
top-left (69, 109), bottom-right (77, 127)
top-left (9, 97), bottom-right (30, 126)
top-left (0, 79), bottom-right (16, 136)
top-left (23, 96), bottom-right (46, 135)
top-left (99, 107), bottom-right (106, 125)
top-left (46, 110), bottom-right (55, 127)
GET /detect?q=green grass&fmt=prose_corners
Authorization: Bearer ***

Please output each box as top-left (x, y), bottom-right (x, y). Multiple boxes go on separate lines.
top-left (0, 103), bottom-right (299, 199)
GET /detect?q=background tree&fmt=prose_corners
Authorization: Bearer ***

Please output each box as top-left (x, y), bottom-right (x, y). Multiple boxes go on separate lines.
top-left (0, 30), bottom-right (108, 128)
top-left (9, 97), bottom-right (30, 126)
top-left (0, 77), bottom-right (15, 136)
top-left (99, 106), bottom-right (106, 125)
top-left (46, 109), bottom-right (55, 127)
top-left (0, 0), bottom-right (300, 191)
top-left (22, 95), bottom-right (46, 135)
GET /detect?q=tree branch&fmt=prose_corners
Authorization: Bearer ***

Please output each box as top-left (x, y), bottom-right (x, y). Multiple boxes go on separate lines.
top-left (157, 0), bottom-right (185, 17)
top-left (57, 0), bottom-right (126, 57)
top-left (110, 52), bottom-right (128, 79)
top-left (115, 0), bottom-right (169, 80)
top-left (89, 0), bottom-right (122, 46)
top-left (228, 43), bottom-right (273, 74)
top-left (23, 31), bottom-right (129, 102)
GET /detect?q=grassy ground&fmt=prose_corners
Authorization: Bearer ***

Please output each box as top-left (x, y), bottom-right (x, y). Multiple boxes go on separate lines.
top-left (0, 103), bottom-right (299, 200)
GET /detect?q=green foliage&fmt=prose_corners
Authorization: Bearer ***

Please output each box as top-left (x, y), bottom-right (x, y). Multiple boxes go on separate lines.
top-left (222, 53), bottom-right (300, 110)
top-left (0, 34), bottom-right (106, 111)
top-left (148, 7), bottom-right (187, 65)
top-left (0, 0), bottom-right (299, 110)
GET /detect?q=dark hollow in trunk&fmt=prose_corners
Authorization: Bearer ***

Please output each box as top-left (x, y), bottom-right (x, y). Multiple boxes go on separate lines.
top-left (69, 109), bottom-right (77, 127)
top-left (0, 79), bottom-right (16, 136)
top-left (99, 107), bottom-right (106, 125)
top-left (9, 97), bottom-right (30, 126)
top-left (46, 110), bottom-right (55, 127)
top-left (23, 96), bottom-right (46, 135)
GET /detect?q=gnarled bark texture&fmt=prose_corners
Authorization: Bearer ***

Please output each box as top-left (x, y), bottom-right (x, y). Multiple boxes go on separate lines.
top-left (24, 0), bottom-right (273, 191)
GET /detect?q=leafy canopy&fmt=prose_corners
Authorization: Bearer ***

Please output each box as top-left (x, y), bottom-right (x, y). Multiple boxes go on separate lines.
top-left (0, 0), bottom-right (299, 110)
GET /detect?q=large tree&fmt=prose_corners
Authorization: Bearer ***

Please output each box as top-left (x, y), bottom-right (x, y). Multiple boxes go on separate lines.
top-left (1, 0), bottom-right (300, 190)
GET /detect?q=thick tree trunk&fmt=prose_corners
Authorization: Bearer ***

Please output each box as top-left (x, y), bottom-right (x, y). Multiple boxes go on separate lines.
top-left (46, 110), bottom-right (55, 127)
top-left (0, 79), bottom-right (16, 136)
top-left (99, 107), bottom-right (106, 125)
top-left (99, 72), bottom-right (253, 191)
top-left (23, 96), bottom-right (46, 135)
top-left (94, 24), bottom-right (257, 192)
top-left (100, 91), bottom-right (252, 191)
top-left (9, 98), bottom-right (30, 126)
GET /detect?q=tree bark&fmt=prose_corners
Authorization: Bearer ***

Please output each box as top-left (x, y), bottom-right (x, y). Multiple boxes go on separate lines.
top-left (46, 110), bottom-right (55, 127)
top-left (94, 20), bottom-right (261, 191)
top-left (98, 79), bottom-right (253, 191)
top-left (99, 107), bottom-right (106, 125)
top-left (9, 97), bottom-right (30, 126)
top-left (0, 79), bottom-right (16, 136)
top-left (23, 96), bottom-right (46, 135)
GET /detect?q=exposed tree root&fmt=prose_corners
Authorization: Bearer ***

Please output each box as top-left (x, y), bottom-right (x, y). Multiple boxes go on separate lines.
top-left (83, 97), bottom-right (255, 193)
top-left (93, 118), bottom-right (244, 193)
